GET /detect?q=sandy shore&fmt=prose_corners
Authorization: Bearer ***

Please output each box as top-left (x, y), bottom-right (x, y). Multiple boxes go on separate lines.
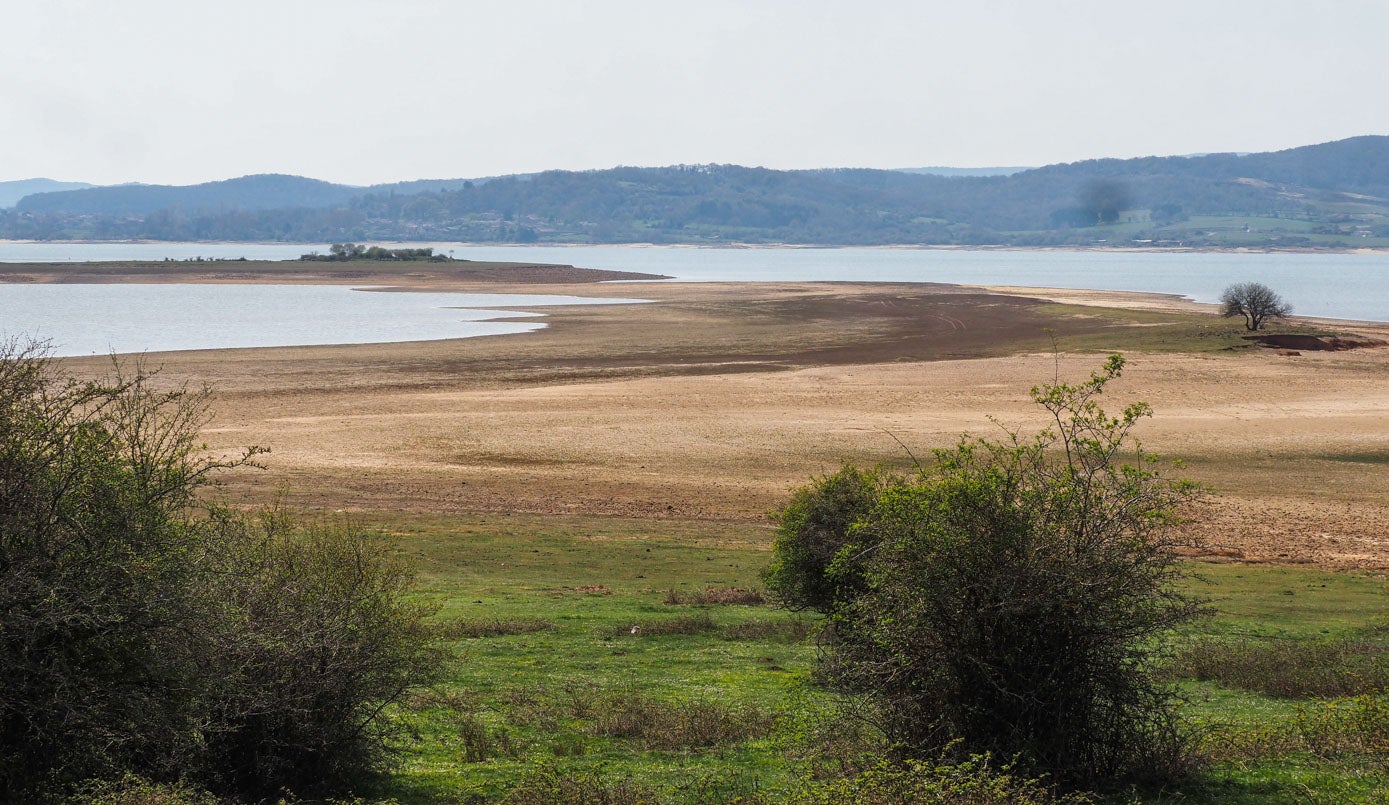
top-left (37, 264), bottom-right (1389, 570)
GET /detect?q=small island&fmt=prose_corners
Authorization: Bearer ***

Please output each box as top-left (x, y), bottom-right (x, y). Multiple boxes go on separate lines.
top-left (300, 242), bottom-right (449, 262)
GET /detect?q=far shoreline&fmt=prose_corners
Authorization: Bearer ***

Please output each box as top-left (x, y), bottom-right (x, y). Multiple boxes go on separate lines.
top-left (2, 238), bottom-right (1387, 256)
top-left (1, 257), bottom-right (1385, 328)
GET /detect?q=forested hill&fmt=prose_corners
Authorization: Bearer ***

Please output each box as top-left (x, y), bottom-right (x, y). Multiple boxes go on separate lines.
top-left (13, 174), bottom-right (482, 216)
top-left (0, 179), bottom-right (93, 209)
top-left (6, 136), bottom-right (1389, 248)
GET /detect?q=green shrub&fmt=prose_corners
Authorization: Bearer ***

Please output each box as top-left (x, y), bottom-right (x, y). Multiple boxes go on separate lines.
top-left (1208, 691), bottom-right (1389, 766)
top-left (0, 344), bottom-right (260, 797)
top-left (0, 342), bottom-right (439, 801)
top-left (764, 464), bottom-right (897, 614)
top-left (198, 513), bottom-right (442, 797)
top-left (1288, 692), bottom-right (1389, 760)
top-left (777, 356), bottom-right (1204, 787)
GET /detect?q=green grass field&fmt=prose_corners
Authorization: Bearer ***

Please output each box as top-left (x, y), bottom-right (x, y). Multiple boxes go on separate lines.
top-left (343, 511), bottom-right (1389, 803)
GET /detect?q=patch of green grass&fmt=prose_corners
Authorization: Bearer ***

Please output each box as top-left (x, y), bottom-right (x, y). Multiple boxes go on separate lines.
top-left (1034, 303), bottom-right (1364, 357)
top-left (1034, 305), bottom-right (1256, 354)
top-left (347, 512), bottom-right (817, 802)
top-left (337, 511), bottom-right (1389, 802)
top-left (1180, 563), bottom-right (1389, 639)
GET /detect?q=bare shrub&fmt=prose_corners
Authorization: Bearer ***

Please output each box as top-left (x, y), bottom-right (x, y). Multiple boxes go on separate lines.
top-left (502, 765), bottom-right (661, 805)
top-left (720, 618), bottom-right (816, 643)
top-left (1166, 634), bottom-right (1389, 698)
top-left (456, 713), bottom-right (523, 763)
top-left (200, 515), bottom-right (442, 797)
top-left (664, 587), bottom-right (767, 606)
top-left (612, 612), bottom-right (718, 638)
top-left (550, 734), bottom-right (589, 757)
top-left (430, 618), bottom-right (555, 639)
top-left (750, 754), bottom-right (1093, 804)
top-left (585, 691), bottom-right (775, 750)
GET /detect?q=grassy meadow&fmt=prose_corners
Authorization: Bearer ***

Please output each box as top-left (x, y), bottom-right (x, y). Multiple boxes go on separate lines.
top-left (332, 511), bottom-right (1389, 803)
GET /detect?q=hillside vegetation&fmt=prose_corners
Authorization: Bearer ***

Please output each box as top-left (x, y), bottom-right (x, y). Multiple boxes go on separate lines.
top-left (5, 136), bottom-right (1389, 247)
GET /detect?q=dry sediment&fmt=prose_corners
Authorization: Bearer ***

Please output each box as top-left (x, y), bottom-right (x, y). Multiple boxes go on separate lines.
top-left (41, 265), bottom-right (1389, 570)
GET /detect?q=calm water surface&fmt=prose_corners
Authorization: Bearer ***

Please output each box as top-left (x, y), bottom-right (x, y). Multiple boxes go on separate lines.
top-left (0, 284), bottom-right (647, 357)
top-left (2, 242), bottom-right (1386, 332)
top-left (440, 246), bottom-right (1389, 322)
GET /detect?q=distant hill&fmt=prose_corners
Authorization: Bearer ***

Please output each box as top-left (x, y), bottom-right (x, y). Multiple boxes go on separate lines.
top-left (15, 174), bottom-right (488, 216)
top-left (17, 174), bottom-right (363, 215)
top-left (0, 179), bottom-right (94, 209)
top-left (896, 166), bottom-right (1031, 177)
top-left (6, 136), bottom-right (1389, 248)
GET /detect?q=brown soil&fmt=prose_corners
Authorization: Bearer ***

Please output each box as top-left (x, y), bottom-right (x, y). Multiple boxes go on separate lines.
top-left (1243, 333), bottom-right (1386, 351)
top-left (45, 264), bottom-right (1389, 570)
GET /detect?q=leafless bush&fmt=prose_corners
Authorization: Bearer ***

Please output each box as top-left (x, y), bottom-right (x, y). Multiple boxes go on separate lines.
top-left (1166, 633), bottom-right (1389, 698)
top-left (664, 587), bottom-right (767, 606)
top-left (429, 618), bottom-right (555, 639)
top-left (609, 612), bottom-right (718, 638)
top-left (720, 618), bottom-right (816, 643)
top-left (585, 691), bottom-right (775, 750)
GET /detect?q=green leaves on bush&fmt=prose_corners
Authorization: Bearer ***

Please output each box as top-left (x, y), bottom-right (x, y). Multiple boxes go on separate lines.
top-left (768, 355), bottom-right (1205, 787)
top-left (0, 341), bottom-right (439, 801)
top-left (764, 464), bottom-right (895, 614)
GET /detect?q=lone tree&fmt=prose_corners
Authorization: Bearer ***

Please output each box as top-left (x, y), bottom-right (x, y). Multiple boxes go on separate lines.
top-left (1220, 281), bottom-right (1292, 331)
top-left (767, 355), bottom-right (1204, 787)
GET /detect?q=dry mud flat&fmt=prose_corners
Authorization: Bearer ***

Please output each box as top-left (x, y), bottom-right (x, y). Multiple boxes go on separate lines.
top-left (47, 270), bottom-right (1389, 570)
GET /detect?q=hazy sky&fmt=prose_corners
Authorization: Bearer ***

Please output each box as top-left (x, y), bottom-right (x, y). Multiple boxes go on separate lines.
top-left (4, 1), bottom-right (1386, 186)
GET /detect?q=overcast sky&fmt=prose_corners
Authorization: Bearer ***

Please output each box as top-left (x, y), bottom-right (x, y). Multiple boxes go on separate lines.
top-left (3, 1), bottom-right (1386, 186)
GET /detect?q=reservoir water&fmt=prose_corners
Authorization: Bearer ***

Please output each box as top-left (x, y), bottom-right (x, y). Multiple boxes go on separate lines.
top-left (440, 246), bottom-right (1389, 322)
top-left (0, 284), bottom-right (646, 357)
top-left (1, 243), bottom-right (1385, 354)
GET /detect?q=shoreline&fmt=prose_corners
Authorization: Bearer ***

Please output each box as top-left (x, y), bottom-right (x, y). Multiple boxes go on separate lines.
top-left (2, 238), bottom-right (1387, 256)
top-left (1, 259), bottom-right (1385, 328)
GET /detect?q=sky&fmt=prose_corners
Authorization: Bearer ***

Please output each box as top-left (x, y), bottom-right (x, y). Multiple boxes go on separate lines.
top-left (3, 0), bottom-right (1387, 186)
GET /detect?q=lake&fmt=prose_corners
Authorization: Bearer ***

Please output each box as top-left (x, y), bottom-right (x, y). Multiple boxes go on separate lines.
top-left (0, 284), bottom-right (647, 357)
top-left (1, 243), bottom-right (1386, 356)
top-left (2, 241), bottom-right (1384, 321)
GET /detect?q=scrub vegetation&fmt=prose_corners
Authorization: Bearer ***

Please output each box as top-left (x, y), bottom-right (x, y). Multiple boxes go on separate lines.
top-left (5, 338), bottom-right (1389, 803)
top-left (0, 341), bottom-right (438, 802)
top-left (766, 356), bottom-right (1205, 788)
